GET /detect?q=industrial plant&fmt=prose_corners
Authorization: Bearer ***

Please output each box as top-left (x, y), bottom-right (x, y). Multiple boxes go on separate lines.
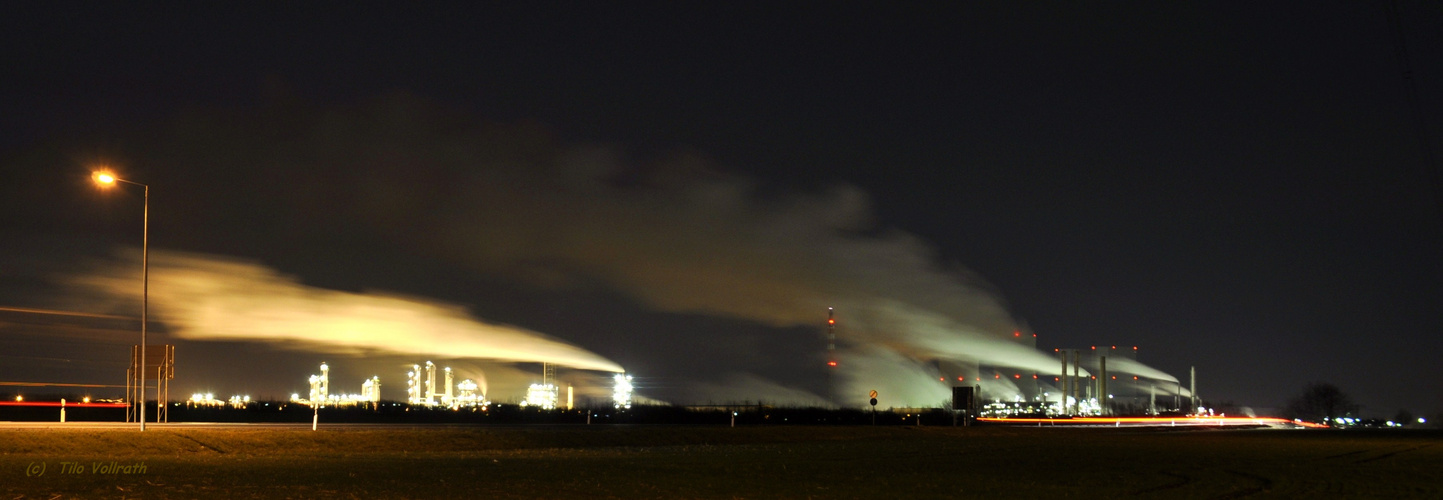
top-left (283, 361), bottom-right (637, 412)
top-left (964, 344), bottom-right (1201, 418)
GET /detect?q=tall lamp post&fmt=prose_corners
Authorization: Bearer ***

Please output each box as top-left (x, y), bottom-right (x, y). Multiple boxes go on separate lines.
top-left (93, 171), bottom-right (148, 431)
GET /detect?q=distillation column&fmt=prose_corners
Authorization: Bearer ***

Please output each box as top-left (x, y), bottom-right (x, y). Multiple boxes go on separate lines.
top-left (444, 367), bottom-right (454, 406)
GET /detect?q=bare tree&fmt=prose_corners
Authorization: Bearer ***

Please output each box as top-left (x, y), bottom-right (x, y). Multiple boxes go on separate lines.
top-left (1285, 383), bottom-right (1358, 425)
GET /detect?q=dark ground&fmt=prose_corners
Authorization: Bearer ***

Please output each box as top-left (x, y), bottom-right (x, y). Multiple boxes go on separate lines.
top-left (2, 425), bottom-right (1440, 499)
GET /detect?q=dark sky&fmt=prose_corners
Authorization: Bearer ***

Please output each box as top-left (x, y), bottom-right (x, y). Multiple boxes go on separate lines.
top-left (2, 2), bottom-right (1441, 416)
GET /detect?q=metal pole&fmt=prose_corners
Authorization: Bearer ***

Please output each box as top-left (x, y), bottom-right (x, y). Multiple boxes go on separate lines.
top-left (140, 184), bottom-right (148, 431)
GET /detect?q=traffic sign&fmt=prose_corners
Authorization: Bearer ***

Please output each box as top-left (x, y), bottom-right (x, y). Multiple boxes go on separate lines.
top-left (870, 398), bottom-right (878, 406)
top-left (869, 390), bottom-right (878, 399)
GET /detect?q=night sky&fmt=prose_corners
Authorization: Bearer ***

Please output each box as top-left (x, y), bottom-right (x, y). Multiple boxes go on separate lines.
top-left (2, 3), bottom-right (1441, 416)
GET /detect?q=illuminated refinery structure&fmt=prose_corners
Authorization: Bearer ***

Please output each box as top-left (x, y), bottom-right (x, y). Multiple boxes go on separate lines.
top-left (522, 363), bottom-right (559, 409)
top-left (362, 376), bottom-right (381, 402)
top-left (307, 363), bottom-right (330, 402)
top-left (291, 362), bottom-right (382, 407)
top-left (279, 361), bottom-right (686, 412)
top-left (424, 361), bottom-right (437, 404)
top-left (612, 373), bottom-right (633, 409)
top-left (407, 365), bottom-right (423, 404)
top-left (943, 343), bottom-right (1196, 418)
top-left (524, 383), bottom-right (559, 409)
top-left (398, 361), bottom-right (489, 409)
top-left (187, 393), bottom-right (251, 408)
top-left (454, 378), bottom-right (485, 407)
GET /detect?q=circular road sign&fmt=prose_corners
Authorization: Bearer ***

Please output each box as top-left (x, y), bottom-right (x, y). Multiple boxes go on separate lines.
top-left (869, 390), bottom-right (878, 399)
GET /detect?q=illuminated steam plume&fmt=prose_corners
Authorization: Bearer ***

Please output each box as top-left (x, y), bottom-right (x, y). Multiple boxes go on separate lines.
top-left (66, 250), bottom-right (624, 373)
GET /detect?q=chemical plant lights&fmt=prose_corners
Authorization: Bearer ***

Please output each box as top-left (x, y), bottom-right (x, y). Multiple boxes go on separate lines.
top-left (93, 169), bottom-right (149, 432)
top-left (613, 373), bottom-right (634, 409)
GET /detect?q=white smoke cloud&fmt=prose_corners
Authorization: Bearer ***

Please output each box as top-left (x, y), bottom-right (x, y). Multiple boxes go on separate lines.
top-left (1103, 356), bottom-right (1180, 384)
top-left (65, 250), bottom-right (624, 373)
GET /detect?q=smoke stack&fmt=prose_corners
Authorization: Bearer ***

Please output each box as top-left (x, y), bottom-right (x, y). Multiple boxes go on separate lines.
top-left (1099, 355), bottom-right (1107, 416)
top-left (1070, 350), bottom-right (1080, 415)
top-left (1190, 366), bottom-right (1197, 413)
top-left (1059, 350), bottom-right (1069, 415)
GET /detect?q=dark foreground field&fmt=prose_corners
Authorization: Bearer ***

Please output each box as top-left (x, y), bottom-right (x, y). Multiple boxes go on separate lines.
top-left (2, 425), bottom-right (1440, 499)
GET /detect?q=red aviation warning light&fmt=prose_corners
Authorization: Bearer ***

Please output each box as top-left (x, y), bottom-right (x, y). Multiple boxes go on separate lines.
top-left (827, 361), bottom-right (837, 367)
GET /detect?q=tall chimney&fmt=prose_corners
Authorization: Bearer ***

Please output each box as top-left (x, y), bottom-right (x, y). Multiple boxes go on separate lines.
top-left (1099, 355), bottom-right (1108, 416)
top-left (1059, 350), bottom-right (1069, 415)
top-left (1071, 350), bottom-right (1080, 414)
top-left (1190, 366), bottom-right (1197, 413)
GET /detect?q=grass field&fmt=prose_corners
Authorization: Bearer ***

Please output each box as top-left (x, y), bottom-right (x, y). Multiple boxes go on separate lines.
top-left (2, 425), bottom-right (1440, 498)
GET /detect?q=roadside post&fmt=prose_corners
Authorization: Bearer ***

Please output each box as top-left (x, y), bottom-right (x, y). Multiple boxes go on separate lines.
top-left (869, 390), bottom-right (878, 425)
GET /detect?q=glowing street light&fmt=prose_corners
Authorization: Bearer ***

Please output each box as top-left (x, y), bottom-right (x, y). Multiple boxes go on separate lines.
top-left (93, 169), bottom-right (149, 432)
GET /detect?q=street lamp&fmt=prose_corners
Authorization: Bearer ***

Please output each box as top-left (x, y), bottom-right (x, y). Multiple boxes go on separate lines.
top-left (93, 170), bottom-right (148, 432)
